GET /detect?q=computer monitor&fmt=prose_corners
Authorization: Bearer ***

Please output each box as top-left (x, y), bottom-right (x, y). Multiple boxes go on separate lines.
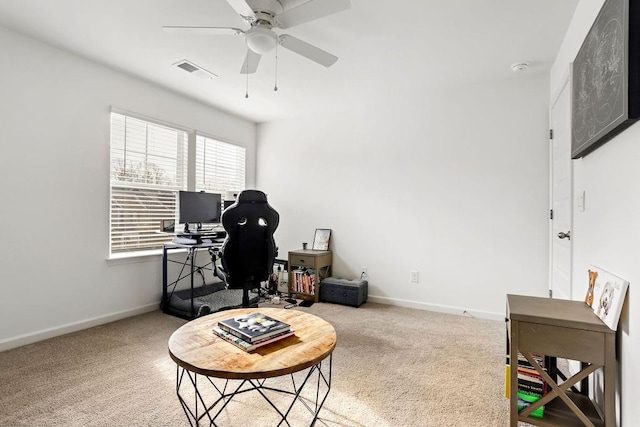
top-left (178, 191), bottom-right (222, 230)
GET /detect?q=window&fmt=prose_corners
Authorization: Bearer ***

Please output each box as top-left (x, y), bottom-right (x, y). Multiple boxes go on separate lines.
top-left (109, 112), bottom-right (246, 256)
top-left (195, 134), bottom-right (246, 196)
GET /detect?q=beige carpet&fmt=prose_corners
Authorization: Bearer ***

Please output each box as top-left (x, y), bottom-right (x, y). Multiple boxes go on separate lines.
top-left (0, 302), bottom-right (509, 426)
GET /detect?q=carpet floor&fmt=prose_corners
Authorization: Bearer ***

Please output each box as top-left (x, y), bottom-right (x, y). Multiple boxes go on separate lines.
top-left (0, 302), bottom-right (510, 426)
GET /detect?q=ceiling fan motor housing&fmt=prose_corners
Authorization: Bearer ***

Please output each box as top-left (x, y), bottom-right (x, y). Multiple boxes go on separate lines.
top-left (246, 0), bottom-right (284, 19)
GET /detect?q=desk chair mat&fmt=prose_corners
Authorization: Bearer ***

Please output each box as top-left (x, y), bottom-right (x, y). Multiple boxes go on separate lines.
top-left (168, 282), bottom-right (259, 317)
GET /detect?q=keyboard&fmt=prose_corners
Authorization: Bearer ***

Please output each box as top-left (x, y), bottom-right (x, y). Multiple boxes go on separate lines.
top-left (173, 236), bottom-right (198, 245)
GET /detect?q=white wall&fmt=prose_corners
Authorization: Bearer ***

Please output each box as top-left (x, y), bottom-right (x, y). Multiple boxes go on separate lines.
top-left (256, 73), bottom-right (552, 319)
top-left (0, 26), bottom-right (256, 350)
top-left (551, 0), bottom-right (637, 424)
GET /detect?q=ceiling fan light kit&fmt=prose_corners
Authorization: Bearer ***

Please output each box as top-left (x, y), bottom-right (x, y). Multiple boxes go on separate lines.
top-left (245, 27), bottom-right (277, 54)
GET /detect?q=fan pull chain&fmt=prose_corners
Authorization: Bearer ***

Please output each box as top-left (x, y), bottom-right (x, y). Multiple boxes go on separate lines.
top-left (274, 42), bottom-right (279, 92)
top-left (245, 53), bottom-right (249, 98)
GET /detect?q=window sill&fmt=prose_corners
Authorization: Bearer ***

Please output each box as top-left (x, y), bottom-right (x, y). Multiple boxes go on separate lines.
top-left (107, 249), bottom-right (163, 264)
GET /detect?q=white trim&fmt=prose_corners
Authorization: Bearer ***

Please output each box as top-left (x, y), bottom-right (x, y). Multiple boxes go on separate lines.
top-left (110, 106), bottom-right (193, 133)
top-left (106, 249), bottom-right (164, 263)
top-left (110, 108), bottom-right (250, 150)
top-left (195, 130), bottom-right (250, 150)
top-left (548, 75), bottom-right (571, 295)
top-left (0, 303), bottom-right (160, 352)
top-left (548, 70), bottom-right (574, 300)
top-left (187, 132), bottom-right (196, 191)
top-left (367, 295), bottom-right (504, 321)
top-left (550, 67), bottom-right (571, 111)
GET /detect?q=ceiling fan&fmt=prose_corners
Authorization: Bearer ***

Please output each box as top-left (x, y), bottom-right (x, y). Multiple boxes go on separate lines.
top-left (163, 0), bottom-right (351, 74)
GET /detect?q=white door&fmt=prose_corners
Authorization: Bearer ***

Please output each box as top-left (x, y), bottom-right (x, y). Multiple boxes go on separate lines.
top-left (549, 79), bottom-right (573, 300)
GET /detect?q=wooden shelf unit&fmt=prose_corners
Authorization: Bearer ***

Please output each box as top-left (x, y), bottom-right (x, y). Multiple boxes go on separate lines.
top-left (288, 249), bottom-right (332, 302)
top-left (506, 294), bottom-right (616, 427)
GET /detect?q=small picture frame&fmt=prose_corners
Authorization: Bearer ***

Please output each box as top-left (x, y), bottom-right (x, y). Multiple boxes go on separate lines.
top-left (585, 265), bottom-right (629, 331)
top-left (161, 219), bottom-right (175, 233)
top-left (312, 228), bottom-right (331, 250)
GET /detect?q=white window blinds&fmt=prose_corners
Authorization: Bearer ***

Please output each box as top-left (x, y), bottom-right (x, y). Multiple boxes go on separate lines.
top-left (195, 135), bottom-right (246, 198)
top-left (109, 113), bottom-right (247, 256)
top-left (110, 113), bottom-right (187, 254)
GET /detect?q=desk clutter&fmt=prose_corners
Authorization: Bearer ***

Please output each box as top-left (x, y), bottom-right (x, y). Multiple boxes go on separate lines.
top-left (171, 229), bottom-right (226, 246)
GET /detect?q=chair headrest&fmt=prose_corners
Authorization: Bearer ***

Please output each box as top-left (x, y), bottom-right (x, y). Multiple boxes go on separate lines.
top-left (237, 190), bottom-right (267, 204)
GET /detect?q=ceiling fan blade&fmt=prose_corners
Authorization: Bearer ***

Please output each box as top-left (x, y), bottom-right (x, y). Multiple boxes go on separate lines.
top-left (240, 49), bottom-right (262, 74)
top-left (276, 0), bottom-right (351, 29)
top-left (225, 0), bottom-right (256, 21)
top-left (279, 34), bottom-right (338, 67)
top-left (162, 26), bottom-right (244, 35)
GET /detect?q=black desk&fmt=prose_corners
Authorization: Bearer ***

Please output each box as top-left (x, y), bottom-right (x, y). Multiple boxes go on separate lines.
top-left (161, 240), bottom-right (223, 319)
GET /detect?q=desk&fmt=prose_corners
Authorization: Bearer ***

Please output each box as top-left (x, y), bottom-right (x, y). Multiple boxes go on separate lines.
top-left (168, 308), bottom-right (337, 426)
top-left (507, 294), bottom-right (615, 427)
top-left (162, 241), bottom-right (222, 319)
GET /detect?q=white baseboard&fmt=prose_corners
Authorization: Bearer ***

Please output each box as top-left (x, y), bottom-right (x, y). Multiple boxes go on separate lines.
top-left (1, 298), bottom-right (504, 352)
top-left (0, 303), bottom-right (159, 352)
top-left (367, 295), bottom-right (504, 321)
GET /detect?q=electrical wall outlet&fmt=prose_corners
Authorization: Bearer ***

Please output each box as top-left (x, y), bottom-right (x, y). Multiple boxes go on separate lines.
top-left (361, 267), bottom-right (368, 277)
top-left (410, 271), bottom-right (419, 283)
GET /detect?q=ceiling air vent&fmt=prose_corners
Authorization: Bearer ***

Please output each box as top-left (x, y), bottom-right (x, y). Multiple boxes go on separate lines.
top-left (174, 60), bottom-right (218, 80)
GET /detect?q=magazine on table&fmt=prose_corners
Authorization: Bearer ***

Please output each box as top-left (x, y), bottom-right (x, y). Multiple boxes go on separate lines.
top-left (212, 326), bottom-right (294, 352)
top-left (218, 312), bottom-right (291, 343)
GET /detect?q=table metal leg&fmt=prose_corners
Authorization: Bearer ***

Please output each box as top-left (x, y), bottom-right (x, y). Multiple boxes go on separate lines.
top-left (175, 354), bottom-right (333, 426)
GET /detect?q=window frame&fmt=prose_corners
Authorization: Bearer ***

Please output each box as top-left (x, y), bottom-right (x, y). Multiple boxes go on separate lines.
top-left (108, 109), bottom-right (247, 259)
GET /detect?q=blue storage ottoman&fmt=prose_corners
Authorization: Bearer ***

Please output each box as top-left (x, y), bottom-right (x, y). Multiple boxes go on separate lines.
top-left (319, 277), bottom-right (368, 307)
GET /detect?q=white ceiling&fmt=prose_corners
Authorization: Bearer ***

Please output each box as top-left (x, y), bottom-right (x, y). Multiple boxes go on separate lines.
top-left (0, 0), bottom-right (579, 123)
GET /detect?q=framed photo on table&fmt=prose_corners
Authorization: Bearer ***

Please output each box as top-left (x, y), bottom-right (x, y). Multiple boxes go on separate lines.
top-left (161, 219), bottom-right (175, 233)
top-left (312, 229), bottom-right (331, 250)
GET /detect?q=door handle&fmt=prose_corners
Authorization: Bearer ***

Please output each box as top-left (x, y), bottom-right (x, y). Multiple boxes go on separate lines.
top-left (557, 231), bottom-right (571, 240)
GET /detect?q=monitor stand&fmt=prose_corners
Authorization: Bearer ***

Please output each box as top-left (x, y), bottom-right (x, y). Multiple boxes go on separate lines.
top-left (183, 222), bottom-right (204, 234)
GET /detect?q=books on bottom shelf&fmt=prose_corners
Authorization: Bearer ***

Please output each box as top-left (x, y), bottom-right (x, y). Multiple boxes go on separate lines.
top-left (218, 312), bottom-right (291, 343)
top-left (292, 268), bottom-right (316, 295)
top-left (516, 353), bottom-right (547, 419)
top-left (213, 326), bottom-right (295, 352)
top-left (505, 350), bottom-right (547, 419)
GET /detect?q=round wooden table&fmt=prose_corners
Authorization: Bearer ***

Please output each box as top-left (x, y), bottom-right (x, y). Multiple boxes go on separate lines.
top-left (168, 307), bottom-right (337, 426)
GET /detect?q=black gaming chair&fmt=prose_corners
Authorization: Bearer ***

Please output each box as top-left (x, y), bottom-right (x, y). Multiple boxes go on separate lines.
top-left (216, 190), bottom-right (279, 307)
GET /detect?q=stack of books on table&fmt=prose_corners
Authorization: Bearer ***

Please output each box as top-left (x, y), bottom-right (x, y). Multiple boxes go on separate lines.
top-left (213, 312), bottom-right (294, 352)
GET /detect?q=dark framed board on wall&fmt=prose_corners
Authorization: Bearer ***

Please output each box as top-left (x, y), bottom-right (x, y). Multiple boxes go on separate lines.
top-left (571, 0), bottom-right (640, 158)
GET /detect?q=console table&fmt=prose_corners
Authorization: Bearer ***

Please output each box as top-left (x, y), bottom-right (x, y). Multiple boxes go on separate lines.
top-left (168, 307), bottom-right (337, 426)
top-left (507, 294), bottom-right (616, 426)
